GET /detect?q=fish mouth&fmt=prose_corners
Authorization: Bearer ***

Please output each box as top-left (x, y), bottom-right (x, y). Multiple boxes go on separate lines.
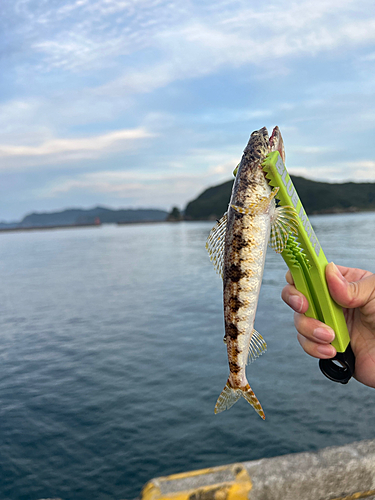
top-left (269, 126), bottom-right (285, 163)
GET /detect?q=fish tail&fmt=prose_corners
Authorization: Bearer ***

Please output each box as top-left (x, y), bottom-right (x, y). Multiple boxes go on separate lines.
top-left (214, 380), bottom-right (265, 419)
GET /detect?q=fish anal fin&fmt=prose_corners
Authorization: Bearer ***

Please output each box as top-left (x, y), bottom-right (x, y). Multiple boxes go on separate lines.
top-left (270, 205), bottom-right (299, 253)
top-left (231, 187), bottom-right (279, 216)
top-left (214, 380), bottom-right (265, 419)
top-left (248, 329), bottom-right (267, 363)
top-left (205, 212), bottom-right (227, 278)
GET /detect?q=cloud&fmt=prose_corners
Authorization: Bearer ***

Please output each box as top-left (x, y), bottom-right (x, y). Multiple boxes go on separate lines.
top-left (38, 168), bottom-right (229, 210)
top-left (40, 154), bottom-right (375, 210)
top-left (290, 160), bottom-right (375, 182)
top-left (14, 0), bottom-right (183, 73)
top-left (89, 1), bottom-right (375, 99)
top-left (36, 149), bottom-right (239, 208)
top-left (0, 127), bottom-right (154, 167)
top-left (289, 146), bottom-right (337, 155)
top-left (191, 108), bottom-right (274, 125)
top-left (342, 161), bottom-right (375, 180)
top-left (3, 0), bottom-right (375, 220)
top-left (9, 0), bottom-right (375, 91)
top-left (360, 52), bottom-right (375, 62)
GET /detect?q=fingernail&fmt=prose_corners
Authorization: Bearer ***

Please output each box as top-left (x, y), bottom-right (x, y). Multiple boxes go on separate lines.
top-left (313, 327), bottom-right (335, 343)
top-left (316, 344), bottom-right (336, 358)
top-left (330, 262), bottom-right (346, 282)
top-left (288, 295), bottom-right (303, 312)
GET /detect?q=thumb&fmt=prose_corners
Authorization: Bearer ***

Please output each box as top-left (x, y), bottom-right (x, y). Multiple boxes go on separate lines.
top-left (326, 262), bottom-right (375, 309)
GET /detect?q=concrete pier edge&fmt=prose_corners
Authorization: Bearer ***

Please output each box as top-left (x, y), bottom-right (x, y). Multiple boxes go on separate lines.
top-left (140, 439), bottom-right (375, 500)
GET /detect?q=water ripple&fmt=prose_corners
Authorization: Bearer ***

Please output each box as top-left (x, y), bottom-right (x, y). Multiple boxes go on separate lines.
top-left (0, 217), bottom-right (374, 499)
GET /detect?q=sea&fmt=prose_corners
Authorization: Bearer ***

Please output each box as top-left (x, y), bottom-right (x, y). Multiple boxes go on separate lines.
top-left (0, 212), bottom-right (375, 500)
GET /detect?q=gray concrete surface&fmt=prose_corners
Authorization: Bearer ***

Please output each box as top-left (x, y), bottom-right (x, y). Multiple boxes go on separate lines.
top-left (244, 439), bottom-right (375, 500)
top-left (141, 439), bottom-right (375, 500)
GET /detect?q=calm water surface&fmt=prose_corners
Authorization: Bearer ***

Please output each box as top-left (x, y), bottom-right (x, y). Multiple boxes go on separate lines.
top-left (0, 213), bottom-right (375, 500)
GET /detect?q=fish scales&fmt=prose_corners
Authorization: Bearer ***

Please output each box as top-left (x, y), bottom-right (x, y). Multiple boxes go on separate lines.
top-left (207, 126), bottom-right (299, 419)
top-left (224, 197), bottom-right (270, 382)
top-left (222, 131), bottom-right (275, 419)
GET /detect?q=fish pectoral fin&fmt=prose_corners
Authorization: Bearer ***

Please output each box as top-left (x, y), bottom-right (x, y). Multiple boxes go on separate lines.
top-left (205, 212), bottom-right (227, 279)
top-left (248, 329), bottom-right (267, 363)
top-left (231, 187), bottom-right (279, 216)
top-left (214, 380), bottom-right (265, 419)
top-left (270, 205), bottom-right (299, 253)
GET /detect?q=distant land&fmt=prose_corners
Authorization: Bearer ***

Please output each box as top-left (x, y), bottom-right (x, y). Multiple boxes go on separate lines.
top-left (185, 176), bottom-right (375, 220)
top-left (1, 176), bottom-right (375, 231)
top-left (0, 206), bottom-right (169, 230)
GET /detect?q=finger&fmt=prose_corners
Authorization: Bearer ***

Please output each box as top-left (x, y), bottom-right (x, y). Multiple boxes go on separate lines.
top-left (294, 313), bottom-right (336, 345)
top-left (281, 284), bottom-right (309, 313)
top-left (336, 264), bottom-right (372, 283)
top-left (297, 333), bottom-right (337, 359)
top-left (326, 262), bottom-right (375, 309)
top-left (285, 270), bottom-right (294, 285)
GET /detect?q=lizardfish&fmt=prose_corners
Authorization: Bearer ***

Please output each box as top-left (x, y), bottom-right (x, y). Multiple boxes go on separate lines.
top-left (206, 126), bottom-right (298, 419)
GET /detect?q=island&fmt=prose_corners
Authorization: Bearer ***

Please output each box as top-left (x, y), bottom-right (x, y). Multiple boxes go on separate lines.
top-left (184, 176), bottom-right (375, 220)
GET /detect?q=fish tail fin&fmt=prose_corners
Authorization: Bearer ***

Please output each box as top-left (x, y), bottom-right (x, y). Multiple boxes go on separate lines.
top-left (214, 381), bottom-right (241, 414)
top-left (214, 380), bottom-right (265, 419)
top-left (241, 384), bottom-right (266, 420)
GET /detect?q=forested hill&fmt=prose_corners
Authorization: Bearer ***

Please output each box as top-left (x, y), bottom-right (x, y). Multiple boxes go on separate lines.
top-left (17, 207), bottom-right (168, 227)
top-left (184, 176), bottom-right (375, 220)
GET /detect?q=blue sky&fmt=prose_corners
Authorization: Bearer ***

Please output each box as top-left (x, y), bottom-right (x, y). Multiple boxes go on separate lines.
top-left (1, 0), bottom-right (375, 221)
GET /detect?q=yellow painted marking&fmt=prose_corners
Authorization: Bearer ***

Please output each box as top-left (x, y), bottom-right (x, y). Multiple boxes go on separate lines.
top-left (141, 464), bottom-right (252, 500)
top-left (330, 490), bottom-right (375, 500)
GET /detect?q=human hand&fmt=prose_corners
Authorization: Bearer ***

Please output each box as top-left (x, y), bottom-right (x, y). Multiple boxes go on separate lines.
top-left (282, 262), bottom-right (375, 388)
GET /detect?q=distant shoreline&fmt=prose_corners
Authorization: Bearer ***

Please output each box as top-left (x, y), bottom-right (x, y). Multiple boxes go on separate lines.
top-left (117, 220), bottom-right (172, 225)
top-left (0, 220), bottom-right (183, 233)
top-left (0, 223), bottom-right (101, 233)
top-left (1, 209), bottom-right (374, 234)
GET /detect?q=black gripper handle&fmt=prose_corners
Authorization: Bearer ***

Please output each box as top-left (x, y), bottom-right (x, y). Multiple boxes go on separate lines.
top-left (319, 343), bottom-right (355, 384)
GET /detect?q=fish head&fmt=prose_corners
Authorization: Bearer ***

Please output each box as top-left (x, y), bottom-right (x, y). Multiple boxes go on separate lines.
top-left (243, 126), bottom-right (270, 162)
top-left (239, 126), bottom-right (285, 178)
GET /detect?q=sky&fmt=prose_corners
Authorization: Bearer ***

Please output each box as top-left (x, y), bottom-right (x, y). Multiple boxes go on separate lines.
top-left (1, 0), bottom-right (375, 221)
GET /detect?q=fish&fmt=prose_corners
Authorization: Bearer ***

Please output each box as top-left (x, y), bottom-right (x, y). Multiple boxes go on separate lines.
top-left (206, 126), bottom-right (298, 419)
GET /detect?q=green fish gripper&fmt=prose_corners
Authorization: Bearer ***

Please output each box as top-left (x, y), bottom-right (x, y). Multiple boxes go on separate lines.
top-left (262, 151), bottom-right (355, 384)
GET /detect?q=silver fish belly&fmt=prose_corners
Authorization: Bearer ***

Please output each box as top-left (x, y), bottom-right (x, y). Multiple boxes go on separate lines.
top-left (206, 126), bottom-right (298, 419)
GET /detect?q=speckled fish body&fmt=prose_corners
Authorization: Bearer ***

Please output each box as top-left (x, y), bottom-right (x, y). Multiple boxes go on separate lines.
top-left (206, 126), bottom-right (296, 419)
top-left (223, 131), bottom-right (276, 416)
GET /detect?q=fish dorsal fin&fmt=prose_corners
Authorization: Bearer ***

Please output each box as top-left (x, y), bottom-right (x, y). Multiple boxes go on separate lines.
top-left (270, 205), bottom-right (299, 253)
top-left (206, 212), bottom-right (227, 278)
top-left (248, 329), bottom-right (267, 363)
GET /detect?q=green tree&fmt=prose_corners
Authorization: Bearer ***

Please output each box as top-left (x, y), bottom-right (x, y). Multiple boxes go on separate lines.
top-left (167, 206), bottom-right (182, 221)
